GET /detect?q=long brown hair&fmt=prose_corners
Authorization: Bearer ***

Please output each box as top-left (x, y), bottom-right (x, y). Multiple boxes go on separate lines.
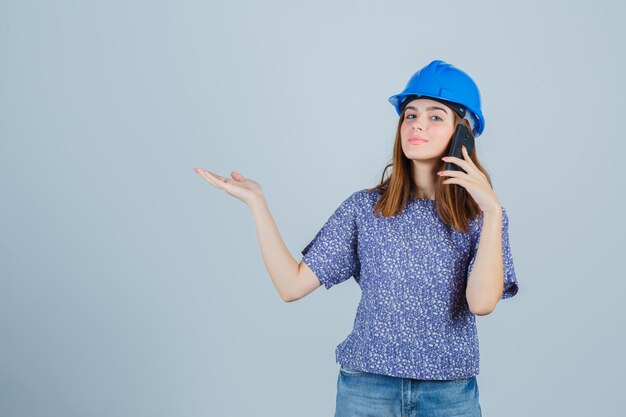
top-left (367, 107), bottom-right (492, 233)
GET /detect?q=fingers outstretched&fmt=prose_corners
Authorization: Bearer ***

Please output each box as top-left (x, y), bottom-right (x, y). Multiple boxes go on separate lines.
top-left (194, 168), bottom-right (262, 205)
top-left (231, 171), bottom-right (246, 181)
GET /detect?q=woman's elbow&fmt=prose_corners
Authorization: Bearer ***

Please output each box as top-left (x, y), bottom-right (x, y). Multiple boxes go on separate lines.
top-left (471, 305), bottom-right (495, 316)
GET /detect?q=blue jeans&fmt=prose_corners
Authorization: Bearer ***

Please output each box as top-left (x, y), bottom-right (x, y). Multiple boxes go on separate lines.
top-left (334, 365), bottom-right (482, 417)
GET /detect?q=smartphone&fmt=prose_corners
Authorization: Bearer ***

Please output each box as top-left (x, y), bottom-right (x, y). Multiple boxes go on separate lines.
top-left (444, 124), bottom-right (475, 173)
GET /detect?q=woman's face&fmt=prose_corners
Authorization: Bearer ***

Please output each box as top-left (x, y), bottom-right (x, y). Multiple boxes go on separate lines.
top-left (400, 98), bottom-right (456, 161)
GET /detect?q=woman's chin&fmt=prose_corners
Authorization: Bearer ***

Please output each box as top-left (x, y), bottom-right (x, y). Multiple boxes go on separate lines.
top-left (403, 150), bottom-right (441, 161)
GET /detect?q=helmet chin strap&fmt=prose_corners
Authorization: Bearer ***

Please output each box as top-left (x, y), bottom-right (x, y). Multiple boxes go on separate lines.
top-left (464, 112), bottom-right (477, 136)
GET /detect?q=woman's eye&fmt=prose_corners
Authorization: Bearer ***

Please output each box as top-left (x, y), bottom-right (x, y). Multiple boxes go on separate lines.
top-left (405, 114), bottom-right (443, 121)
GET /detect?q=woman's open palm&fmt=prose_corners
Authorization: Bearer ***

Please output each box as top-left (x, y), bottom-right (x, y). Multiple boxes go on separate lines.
top-left (194, 168), bottom-right (262, 205)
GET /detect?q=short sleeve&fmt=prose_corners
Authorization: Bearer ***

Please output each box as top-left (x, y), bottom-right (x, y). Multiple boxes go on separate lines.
top-left (466, 206), bottom-right (519, 299)
top-left (301, 191), bottom-right (361, 290)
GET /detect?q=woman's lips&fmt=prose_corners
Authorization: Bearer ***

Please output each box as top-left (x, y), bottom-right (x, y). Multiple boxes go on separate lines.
top-left (409, 137), bottom-right (428, 145)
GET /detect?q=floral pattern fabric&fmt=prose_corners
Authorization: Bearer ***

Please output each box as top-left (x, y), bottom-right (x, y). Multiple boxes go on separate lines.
top-left (301, 188), bottom-right (518, 380)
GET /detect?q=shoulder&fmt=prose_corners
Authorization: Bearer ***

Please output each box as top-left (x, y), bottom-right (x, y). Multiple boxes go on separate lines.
top-left (355, 187), bottom-right (382, 202)
top-left (348, 188), bottom-right (383, 210)
top-left (341, 188), bottom-right (379, 205)
top-left (332, 188), bottom-right (380, 219)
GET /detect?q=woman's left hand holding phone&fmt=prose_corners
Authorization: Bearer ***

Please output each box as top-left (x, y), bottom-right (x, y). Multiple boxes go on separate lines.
top-left (437, 146), bottom-right (502, 215)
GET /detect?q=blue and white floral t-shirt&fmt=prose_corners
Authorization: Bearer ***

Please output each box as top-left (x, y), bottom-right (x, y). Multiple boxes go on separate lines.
top-left (301, 188), bottom-right (518, 380)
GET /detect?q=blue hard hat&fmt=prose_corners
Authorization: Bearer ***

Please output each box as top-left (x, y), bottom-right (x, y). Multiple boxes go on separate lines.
top-left (388, 60), bottom-right (485, 137)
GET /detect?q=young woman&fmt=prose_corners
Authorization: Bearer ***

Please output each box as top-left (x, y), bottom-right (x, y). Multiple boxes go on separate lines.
top-left (195, 59), bottom-right (519, 417)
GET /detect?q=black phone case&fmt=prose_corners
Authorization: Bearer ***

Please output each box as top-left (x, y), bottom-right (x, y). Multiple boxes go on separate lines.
top-left (444, 124), bottom-right (475, 173)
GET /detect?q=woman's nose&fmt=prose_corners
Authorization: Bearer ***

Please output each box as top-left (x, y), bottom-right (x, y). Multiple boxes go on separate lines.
top-left (412, 116), bottom-right (425, 130)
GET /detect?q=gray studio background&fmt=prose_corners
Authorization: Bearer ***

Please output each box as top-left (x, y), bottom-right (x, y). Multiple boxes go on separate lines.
top-left (1, 0), bottom-right (624, 416)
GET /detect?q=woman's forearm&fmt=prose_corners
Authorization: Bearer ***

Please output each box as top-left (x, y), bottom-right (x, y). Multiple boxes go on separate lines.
top-left (247, 195), bottom-right (299, 302)
top-left (465, 208), bottom-right (504, 315)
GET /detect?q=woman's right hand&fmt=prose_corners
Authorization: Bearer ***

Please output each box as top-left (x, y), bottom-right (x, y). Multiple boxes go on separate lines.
top-left (194, 168), bottom-right (263, 206)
